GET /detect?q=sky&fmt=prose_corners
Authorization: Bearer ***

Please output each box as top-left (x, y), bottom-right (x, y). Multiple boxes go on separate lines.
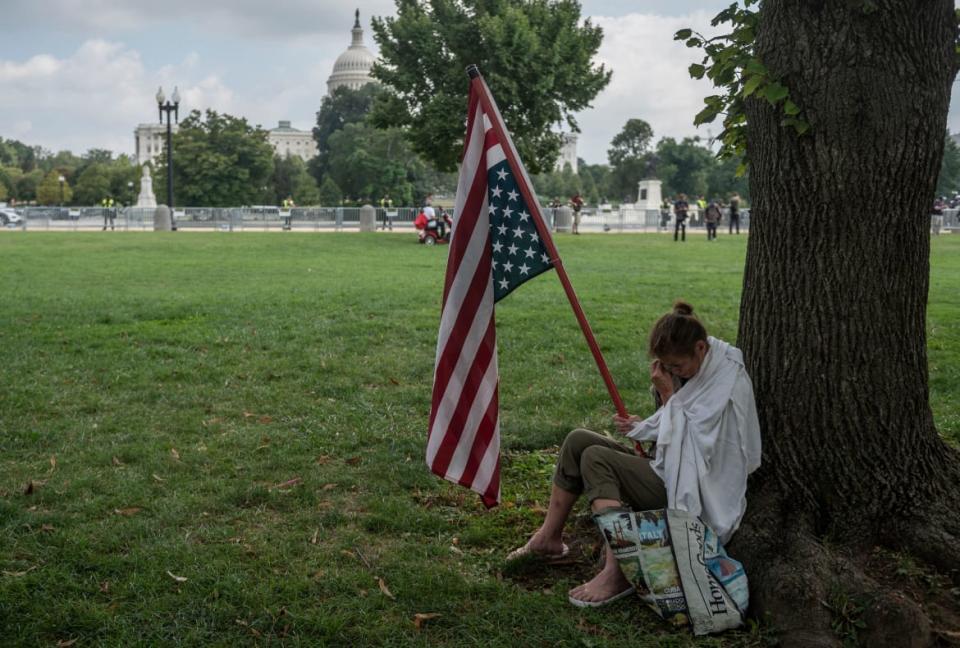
top-left (1, 0), bottom-right (959, 166)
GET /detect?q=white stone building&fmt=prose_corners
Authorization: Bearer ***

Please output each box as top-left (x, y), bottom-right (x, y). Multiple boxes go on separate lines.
top-left (267, 121), bottom-right (316, 160)
top-left (326, 10), bottom-right (376, 96)
top-left (556, 133), bottom-right (578, 173)
top-left (134, 123), bottom-right (177, 166)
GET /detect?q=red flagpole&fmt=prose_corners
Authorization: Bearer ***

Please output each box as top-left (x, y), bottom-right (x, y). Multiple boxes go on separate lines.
top-left (468, 65), bottom-right (630, 420)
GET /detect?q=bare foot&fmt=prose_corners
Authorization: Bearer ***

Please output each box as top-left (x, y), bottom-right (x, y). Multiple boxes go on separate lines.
top-left (568, 562), bottom-right (633, 605)
top-left (525, 530), bottom-right (565, 555)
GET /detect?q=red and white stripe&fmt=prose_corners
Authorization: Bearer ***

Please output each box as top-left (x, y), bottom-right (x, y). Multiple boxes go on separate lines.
top-left (426, 86), bottom-right (507, 507)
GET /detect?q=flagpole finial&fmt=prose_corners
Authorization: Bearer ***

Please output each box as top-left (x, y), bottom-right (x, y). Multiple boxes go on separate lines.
top-left (466, 64), bottom-right (480, 79)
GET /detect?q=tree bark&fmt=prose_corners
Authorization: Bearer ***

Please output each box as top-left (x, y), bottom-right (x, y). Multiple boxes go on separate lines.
top-left (735, 2), bottom-right (960, 644)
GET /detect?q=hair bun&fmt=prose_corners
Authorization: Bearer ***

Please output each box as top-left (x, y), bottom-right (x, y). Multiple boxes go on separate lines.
top-left (672, 300), bottom-right (694, 316)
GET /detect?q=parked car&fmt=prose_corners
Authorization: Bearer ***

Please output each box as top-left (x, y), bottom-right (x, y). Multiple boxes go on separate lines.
top-left (0, 208), bottom-right (23, 226)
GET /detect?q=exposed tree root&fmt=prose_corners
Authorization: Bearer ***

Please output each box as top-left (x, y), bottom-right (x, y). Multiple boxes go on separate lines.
top-left (730, 488), bottom-right (960, 647)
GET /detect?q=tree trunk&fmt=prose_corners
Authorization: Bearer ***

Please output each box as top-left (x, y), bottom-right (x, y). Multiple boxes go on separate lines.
top-left (734, 2), bottom-right (960, 644)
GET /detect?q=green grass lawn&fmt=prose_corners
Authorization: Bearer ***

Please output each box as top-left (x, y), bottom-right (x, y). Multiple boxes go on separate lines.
top-left (1, 232), bottom-right (957, 647)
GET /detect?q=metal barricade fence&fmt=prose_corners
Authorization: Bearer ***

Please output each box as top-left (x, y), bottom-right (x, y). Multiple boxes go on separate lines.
top-left (6, 204), bottom-right (756, 233)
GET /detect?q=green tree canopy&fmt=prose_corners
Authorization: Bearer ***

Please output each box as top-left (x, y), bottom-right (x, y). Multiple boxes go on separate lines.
top-left (607, 118), bottom-right (654, 167)
top-left (317, 175), bottom-right (343, 206)
top-left (606, 119), bottom-right (660, 202)
top-left (36, 170), bottom-right (72, 206)
top-left (310, 84), bottom-right (383, 183)
top-left (0, 138), bottom-right (39, 172)
top-left (655, 137), bottom-right (714, 199)
top-left (326, 122), bottom-right (422, 205)
top-left (73, 164), bottom-right (112, 206)
top-left (273, 155), bottom-right (320, 206)
top-left (371, 0), bottom-right (611, 172)
top-left (155, 110), bottom-right (275, 207)
top-left (936, 132), bottom-right (960, 197)
top-left (16, 170), bottom-right (42, 203)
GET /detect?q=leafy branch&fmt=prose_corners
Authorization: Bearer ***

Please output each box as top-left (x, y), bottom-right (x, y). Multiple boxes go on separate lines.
top-left (675, 0), bottom-right (808, 173)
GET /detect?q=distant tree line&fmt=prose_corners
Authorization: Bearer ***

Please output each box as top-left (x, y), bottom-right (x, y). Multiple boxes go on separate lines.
top-left (532, 118), bottom-right (750, 208)
top-left (4, 107), bottom-right (956, 209)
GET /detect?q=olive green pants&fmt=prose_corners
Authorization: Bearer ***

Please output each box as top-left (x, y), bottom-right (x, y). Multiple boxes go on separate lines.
top-left (553, 428), bottom-right (667, 510)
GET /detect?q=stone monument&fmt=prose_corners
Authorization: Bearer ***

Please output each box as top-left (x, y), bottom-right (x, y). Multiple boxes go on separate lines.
top-left (635, 179), bottom-right (663, 211)
top-left (137, 166), bottom-right (157, 208)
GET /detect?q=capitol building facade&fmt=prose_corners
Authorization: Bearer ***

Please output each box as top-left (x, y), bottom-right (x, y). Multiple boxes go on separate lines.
top-left (326, 10), bottom-right (376, 96)
top-left (135, 11), bottom-right (375, 164)
top-left (133, 11), bottom-right (576, 167)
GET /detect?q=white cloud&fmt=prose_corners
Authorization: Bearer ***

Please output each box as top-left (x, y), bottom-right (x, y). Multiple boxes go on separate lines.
top-left (3, 0), bottom-right (396, 41)
top-left (0, 40), bottom-right (238, 155)
top-left (575, 11), bottom-right (719, 164)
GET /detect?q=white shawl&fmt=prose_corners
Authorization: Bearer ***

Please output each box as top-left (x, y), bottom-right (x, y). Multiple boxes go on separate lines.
top-left (627, 336), bottom-right (761, 544)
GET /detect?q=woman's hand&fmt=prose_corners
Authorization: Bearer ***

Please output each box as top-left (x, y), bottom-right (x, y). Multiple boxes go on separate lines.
top-left (613, 413), bottom-right (642, 435)
top-left (650, 360), bottom-right (675, 402)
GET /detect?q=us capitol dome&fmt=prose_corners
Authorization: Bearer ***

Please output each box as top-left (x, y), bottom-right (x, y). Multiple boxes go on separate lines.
top-left (326, 9), bottom-right (376, 96)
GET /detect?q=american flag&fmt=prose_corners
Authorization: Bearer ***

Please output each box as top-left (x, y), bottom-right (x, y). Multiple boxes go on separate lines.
top-left (425, 72), bottom-right (555, 507)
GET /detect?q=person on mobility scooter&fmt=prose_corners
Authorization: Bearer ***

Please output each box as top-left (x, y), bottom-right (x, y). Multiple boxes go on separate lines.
top-left (415, 206), bottom-right (452, 246)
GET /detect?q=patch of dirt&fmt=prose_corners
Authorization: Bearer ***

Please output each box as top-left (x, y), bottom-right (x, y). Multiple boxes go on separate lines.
top-left (862, 547), bottom-right (960, 645)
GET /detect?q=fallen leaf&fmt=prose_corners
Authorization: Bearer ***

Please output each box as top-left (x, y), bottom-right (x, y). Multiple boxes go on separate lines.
top-left (249, 628), bottom-right (262, 637)
top-left (166, 570), bottom-right (188, 583)
top-left (234, 618), bottom-right (248, 627)
top-left (315, 455), bottom-right (332, 465)
top-left (114, 507), bottom-right (141, 517)
top-left (258, 415), bottom-right (273, 424)
top-left (100, 580), bottom-right (110, 593)
top-left (340, 549), bottom-right (355, 559)
top-left (56, 640), bottom-right (77, 647)
top-left (152, 474), bottom-right (165, 483)
top-left (322, 483), bottom-right (337, 491)
top-left (389, 377), bottom-right (400, 385)
top-left (112, 456), bottom-right (123, 466)
top-left (449, 545), bottom-right (463, 555)
top-left (243, 411), bottom-right (255, 418)
top-left (2, 566), bottom-right (37, 577)
top-left (413, 612), bottom-right (441, 629)
top-left (170, 448), bottom-right (180, 461)
top-left (49, 455), bottom-right (57, 472)
top-left (40, 524), bottom-right (55, 533)
top-left (310, 528), bottom-right (319, 545)
top-left (345, 456), bottom-right (362, 466)
top-left (377, 577), bottom-right (396, 600)
top-left (272, 477), bottom-right (302, 490)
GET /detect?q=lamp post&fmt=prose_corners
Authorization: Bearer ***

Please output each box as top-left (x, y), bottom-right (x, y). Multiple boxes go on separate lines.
top-left (58, 174), bottom-right (65, 207)
top-left (156, 86), bottom-right (180, 211)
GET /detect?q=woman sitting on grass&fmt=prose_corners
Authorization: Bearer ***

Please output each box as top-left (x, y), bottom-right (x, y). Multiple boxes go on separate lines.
top-left (506, 301), bottom-right (761, 607)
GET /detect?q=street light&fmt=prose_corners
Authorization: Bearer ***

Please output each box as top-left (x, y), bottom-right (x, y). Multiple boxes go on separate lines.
top-left (58, 174), bottom-right (65, 207)
top-left (156, 85), bottom-right (180, 212)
